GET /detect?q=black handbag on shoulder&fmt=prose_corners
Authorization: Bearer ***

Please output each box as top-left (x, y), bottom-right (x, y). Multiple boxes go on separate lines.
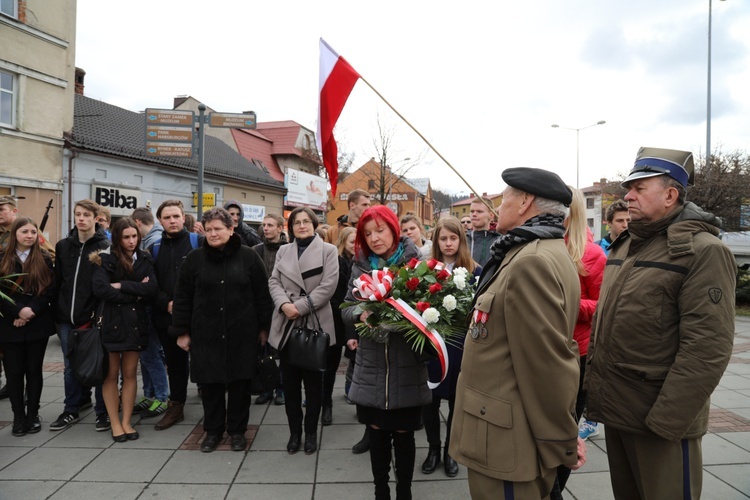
top-left (67, 304), bottom-right (109, 387)
top-left (282, 296), bottom-right (329, 372)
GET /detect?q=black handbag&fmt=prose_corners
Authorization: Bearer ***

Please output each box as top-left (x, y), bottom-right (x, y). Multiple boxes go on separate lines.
top-left (282, 296), bottom-right (329, 372)
top-left (250, 354), bottom-right (281, 394)
top-left (67, 304), bottom-right (108, 387)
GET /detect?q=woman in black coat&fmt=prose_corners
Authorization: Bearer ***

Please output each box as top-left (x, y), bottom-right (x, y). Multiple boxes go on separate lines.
top-left (171, 207), bottom-right (273, 453)
top-left (0, 218), bottom-right (56, 437)
top-left (92, 217), bottom-right (158, 442)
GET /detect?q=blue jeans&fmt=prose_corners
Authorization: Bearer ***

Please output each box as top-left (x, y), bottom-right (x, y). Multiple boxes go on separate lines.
top-left (59, 323), bottom-right (105, 414)
top-left (139, 321), bottom-right (169, 401)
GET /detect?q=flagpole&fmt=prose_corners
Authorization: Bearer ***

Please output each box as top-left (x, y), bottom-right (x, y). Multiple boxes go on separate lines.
top-left (356, 75), bottom-right (498, 217)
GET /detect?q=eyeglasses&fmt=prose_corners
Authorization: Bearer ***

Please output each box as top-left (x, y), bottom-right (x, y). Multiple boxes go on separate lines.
top-left (293, 219), bottom-right (313, 227)
top-left (461, 220), bottom-right (472, 225)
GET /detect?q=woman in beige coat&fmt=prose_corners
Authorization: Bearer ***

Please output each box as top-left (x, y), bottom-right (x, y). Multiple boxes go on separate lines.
top-left (268, 207), bottom-right (338, 456)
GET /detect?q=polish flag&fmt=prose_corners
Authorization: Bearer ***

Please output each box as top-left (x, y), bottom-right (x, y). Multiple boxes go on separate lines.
top-left (317, 38), bottom-right (361, 197)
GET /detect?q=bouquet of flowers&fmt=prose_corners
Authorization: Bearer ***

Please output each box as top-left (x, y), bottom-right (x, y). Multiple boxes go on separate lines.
top-left (345, 258), bottom-right (476, 387)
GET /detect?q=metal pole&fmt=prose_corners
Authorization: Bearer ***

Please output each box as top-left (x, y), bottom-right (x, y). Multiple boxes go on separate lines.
top-left (576, 128), bottom-right (581, 189)
top-left (197, 103), bottom-right (206, 219)
top-left (707, 0), bottom-right (713, 169)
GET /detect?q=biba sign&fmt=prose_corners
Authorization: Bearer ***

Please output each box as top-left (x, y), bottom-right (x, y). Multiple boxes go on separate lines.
top-left (92, 186), bottom-right (140, 216)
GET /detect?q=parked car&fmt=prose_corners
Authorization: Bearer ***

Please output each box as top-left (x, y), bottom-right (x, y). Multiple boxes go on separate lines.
top-left (721, 231), bottom-right (750, 270)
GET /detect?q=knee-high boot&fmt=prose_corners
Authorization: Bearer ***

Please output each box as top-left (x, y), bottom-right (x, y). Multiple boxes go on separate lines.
top-left (369, 428), bottom-right (393, 500)
top-left (392, 430), bottom-right (416, 500)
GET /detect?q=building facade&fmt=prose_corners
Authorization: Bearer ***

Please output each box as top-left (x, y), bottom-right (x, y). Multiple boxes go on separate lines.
top-left (1, 0), bottom-right (76, 242)
top-left (328, 159), bottom-right (433, 227)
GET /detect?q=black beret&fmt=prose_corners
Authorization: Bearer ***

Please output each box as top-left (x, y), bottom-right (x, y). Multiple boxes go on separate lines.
top-left (501, 167), bottom-right (573, 206)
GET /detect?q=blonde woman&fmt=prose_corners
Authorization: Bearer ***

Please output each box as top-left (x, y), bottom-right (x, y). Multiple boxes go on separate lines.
top-left (552, 187), bottom-right (606, 499)
top-left (400, 214), bottom-right (432, 258)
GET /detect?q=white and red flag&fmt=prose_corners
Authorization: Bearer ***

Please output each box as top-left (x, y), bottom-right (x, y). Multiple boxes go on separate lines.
top-left (317, 38), bottom-right (360, 197)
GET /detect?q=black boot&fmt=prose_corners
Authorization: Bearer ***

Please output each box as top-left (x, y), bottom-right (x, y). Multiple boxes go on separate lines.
top-left (369, 428), bottom-right (392, 500)
top-left (443, 449), bottom-right (458, 477)
top-left (421, 447), bottom-right (441, 474)
top-left (392, 431), bottom-right (415, 500)
top-left (352, 425), bottom-right (371, 454)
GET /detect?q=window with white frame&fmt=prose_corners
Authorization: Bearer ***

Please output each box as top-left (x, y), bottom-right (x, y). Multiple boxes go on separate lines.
top-left (1, 70), bottom-right (16, 126)
top-left (1, 0), bottom-right (17, 18)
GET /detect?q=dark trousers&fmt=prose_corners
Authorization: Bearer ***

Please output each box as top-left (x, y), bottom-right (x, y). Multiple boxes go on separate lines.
top-left (423, 393), bottom-right (455, 450)
top-left (0, 338), bottom-right (49, 416)
top-left (322, 344), bottom-right (343, 407)
top-left (554, 354), bottom-right (587, 498)
top-left (281, 359), bottom-right (322, 435)
top-left (200, 379), bottom-right (251, 436)
top-left (157, 328), bottom-right (189, 404)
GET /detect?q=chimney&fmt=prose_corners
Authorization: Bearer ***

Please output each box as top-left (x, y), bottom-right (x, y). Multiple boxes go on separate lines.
top-left (482, 192), bottom-right (487, 197)
top-left (74, 68), bottom-right (85, 95)
top-left (173, 96), bottom-right (188, 108)
top-left (469, 193), bottom-right (475, 198)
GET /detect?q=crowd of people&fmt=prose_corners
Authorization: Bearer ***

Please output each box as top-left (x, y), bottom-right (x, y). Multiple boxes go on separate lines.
top-left (0, 145), bottom-right (737, 499)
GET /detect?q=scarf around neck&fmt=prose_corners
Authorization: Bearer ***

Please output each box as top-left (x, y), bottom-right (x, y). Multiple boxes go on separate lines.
top-left (368, 241), bottom-right (405, 270)
top-left (477, 213), bottom-right (566, 290)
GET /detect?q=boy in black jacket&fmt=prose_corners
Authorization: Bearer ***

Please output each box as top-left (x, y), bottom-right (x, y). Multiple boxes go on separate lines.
top-left (51, 199), bottom-right (111, 432)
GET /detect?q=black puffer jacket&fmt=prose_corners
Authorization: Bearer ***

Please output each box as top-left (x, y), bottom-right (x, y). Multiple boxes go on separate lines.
top-left (342, 237), bottom-right (432, 410)
top-left (54, 226), bottom-right (110, 326)
top-left (91, 248), bottom-right (158, 352)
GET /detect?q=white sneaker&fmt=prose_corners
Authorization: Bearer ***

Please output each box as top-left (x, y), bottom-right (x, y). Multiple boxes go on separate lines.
top-left (578, 420), bottom-right (600, 441)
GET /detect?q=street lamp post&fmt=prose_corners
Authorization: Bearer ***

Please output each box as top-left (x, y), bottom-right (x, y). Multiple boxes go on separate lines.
top-left (707, 0), bottom-right (727, 169)
top-left (551, 121), bottom-right (606, 189)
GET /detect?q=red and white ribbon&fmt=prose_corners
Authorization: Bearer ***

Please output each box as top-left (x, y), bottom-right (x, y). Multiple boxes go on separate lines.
top-left (386, 298), bottom-right (449, 390)
top-left (352, 270), bottom-right (394, 302)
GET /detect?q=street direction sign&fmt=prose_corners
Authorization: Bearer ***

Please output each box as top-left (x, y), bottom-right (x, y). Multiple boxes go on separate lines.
top-left (209, 112), bottom-right (257, 129)
top-left (146, 142), bottom-right (193, 158)
top-left (146, 125), bottom-right (193, 142)
top-left (145, 109), bottom-right (194, 126)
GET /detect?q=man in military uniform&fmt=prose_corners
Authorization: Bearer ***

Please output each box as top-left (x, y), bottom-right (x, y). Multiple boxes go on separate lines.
top-left (450, 168), bottom-right (585, 499)
top-left (585, 147), bottom-right (736, 499)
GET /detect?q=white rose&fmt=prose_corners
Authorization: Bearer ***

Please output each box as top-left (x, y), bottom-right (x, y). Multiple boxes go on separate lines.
top-left (422, 307), bottom-right (440, 324)
top-left (442, 295), bottom-right (457, 311)
top-left (454, 275), bottom-right (466, 290)
top-left (453, 267), bottom-right (468, 278)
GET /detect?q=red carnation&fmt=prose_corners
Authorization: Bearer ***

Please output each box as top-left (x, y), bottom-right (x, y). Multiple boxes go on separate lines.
top-left (429, 283), bottom-right (442, 294)
top-left (416, 301), bottom-right (430, 312)
top-left (436, 269), bottom-right (450, 281)
top-left (426, 258), bottom-right (439, 270)
top-left (407, 258), bottom-right (420, 269)
top-left (406, 277), bottom-right (420, 291)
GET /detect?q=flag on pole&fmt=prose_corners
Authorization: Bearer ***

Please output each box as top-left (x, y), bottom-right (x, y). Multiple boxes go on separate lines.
top-left (317, 38), bottom-right (361, 198)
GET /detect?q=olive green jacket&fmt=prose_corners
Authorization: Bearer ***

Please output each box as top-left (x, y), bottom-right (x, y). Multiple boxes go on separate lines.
top-left (585, 202), bottom-right (736, 441)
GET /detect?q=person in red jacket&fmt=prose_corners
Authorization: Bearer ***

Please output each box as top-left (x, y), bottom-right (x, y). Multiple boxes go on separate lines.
top-left (552, 187), bottom-right (606, 500)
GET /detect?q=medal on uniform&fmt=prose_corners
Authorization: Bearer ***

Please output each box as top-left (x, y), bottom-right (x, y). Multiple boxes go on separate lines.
top-left (471, 310), bottom-right (489, 340)
top-left (470, 324), bottom-right (479, 339)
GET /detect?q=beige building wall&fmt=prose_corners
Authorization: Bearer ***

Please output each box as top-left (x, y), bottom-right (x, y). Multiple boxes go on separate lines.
top-left (0, 0), bottom-right (77, 243)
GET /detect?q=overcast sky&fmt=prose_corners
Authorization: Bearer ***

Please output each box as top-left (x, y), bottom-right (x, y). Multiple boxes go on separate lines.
top-left (75, 0), bottom-right (750, 195)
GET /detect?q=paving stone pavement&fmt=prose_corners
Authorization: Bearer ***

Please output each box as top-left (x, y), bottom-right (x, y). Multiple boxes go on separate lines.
top-left (1, 318), bottom-right (749, 499)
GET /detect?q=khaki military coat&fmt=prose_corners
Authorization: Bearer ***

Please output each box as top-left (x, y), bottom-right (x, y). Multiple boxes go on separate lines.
top-left (449, 238), bottom-right (581, 482)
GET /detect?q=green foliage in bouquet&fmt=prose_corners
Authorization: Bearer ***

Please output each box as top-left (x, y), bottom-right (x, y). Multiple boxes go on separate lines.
top-left (344, 258), bottom-right (476, 353)
top-left (0, 273), bottom-right (24, 316)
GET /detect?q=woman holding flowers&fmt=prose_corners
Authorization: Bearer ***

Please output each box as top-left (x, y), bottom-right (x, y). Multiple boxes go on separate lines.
top-left (343, 206), bottom-right (432, 500)
top-left (421, 216), bottom-right (482, 477)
